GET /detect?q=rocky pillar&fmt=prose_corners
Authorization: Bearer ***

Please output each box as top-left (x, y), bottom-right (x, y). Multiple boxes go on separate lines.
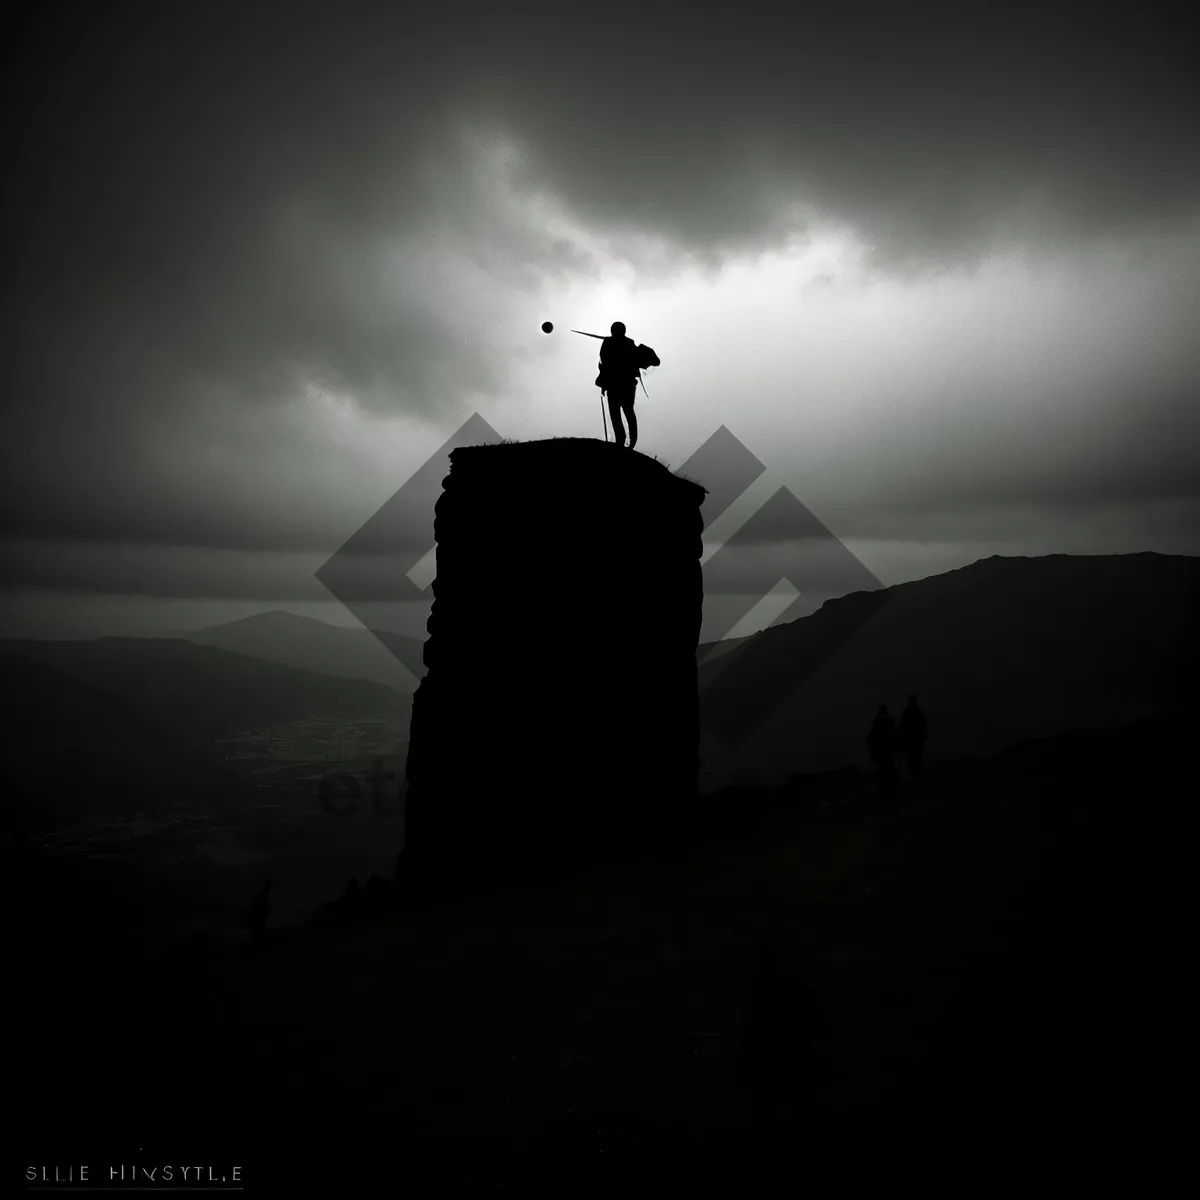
top-left (403, 438), bottom-right (706, 890)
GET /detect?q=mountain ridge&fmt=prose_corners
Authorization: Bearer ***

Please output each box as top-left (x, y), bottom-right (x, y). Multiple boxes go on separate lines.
top-left (0, 635), bottom-right (411, 740)
top-left (699, 550), bottom-right (1199, 787)
top-left (180, 610), bottom-right (425, 691)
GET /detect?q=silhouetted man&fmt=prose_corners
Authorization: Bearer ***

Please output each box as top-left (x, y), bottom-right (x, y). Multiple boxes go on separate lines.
top-left (867, 704), bottom-right (897, 794)
top-left (247, 878), bottom-right (272, 942)
top-left (899, 694), bottom-right (928, 782)
top-left (598, 321), bottom-right (640, 449)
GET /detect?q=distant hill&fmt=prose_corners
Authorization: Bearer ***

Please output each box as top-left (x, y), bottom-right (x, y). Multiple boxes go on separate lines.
top-left (0, 636), bottom-right (412, 744)
top-left (182, 610), bottom-right (424, 691)
top-left (699, 552), bottom-right (1200, 788)
top-left (0, 653), bottom-right (246, 836)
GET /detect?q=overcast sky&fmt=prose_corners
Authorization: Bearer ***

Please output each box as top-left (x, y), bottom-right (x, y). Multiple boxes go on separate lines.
top-left (2, 0), bottom-right (1197, 642)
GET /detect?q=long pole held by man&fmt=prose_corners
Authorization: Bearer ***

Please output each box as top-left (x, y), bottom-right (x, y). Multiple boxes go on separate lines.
top-left (572, 328), bottom-right (613, 441)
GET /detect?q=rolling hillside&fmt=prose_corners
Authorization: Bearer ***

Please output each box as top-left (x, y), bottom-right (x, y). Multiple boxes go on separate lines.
top-left (698, 552), bottom-right (1200, 786)
top-left (0, 635), bottom-right (411, 742)
top-left (183, 610), bottom-right (424, 691)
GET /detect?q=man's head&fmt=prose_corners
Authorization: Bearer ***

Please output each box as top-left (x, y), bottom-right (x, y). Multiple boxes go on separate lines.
top-left (908, 694), bottom-right (918, 705)
top-left (611, 321), bottom-right (626, 336)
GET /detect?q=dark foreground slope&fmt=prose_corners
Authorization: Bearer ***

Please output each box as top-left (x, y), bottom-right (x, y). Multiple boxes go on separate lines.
top-left (701, 551), bottom-right (1200, 783)
top-left (404, 438), bottom-right (706, 888)
top-left (12, 717), bottom-right (1187, 1196)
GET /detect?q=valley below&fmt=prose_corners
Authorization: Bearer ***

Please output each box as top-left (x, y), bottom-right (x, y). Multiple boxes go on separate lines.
top-left (18, 712), bottom-right (410, 943)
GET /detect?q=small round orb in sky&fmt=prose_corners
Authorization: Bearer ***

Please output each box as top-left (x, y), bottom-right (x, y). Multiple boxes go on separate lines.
top-left (541, 321), bottom-right (553, 333)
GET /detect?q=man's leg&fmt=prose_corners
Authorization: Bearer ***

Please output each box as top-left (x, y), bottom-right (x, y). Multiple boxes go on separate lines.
top-left (624, 399), bottom-right (638, 449)
top-left (607, 394), bottom-right (625, 447)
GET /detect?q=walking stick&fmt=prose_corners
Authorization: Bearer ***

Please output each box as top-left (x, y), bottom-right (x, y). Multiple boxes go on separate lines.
top-left (600, 390), bottom-right (609, 441)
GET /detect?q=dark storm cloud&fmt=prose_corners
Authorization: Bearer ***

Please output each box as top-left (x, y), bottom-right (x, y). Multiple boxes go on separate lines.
top-left (1, 0), bottom-right (1197, 561)
top-left (749, 378), bottom-right (1200, 547)
top-left (472, 0), bottom-right (1200, 266)
top-left (0, 6), bottom-right (565, 449)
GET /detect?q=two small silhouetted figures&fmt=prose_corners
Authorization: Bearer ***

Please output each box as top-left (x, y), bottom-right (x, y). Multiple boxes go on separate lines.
top-left (737, 944), bottom-right (832, 1172)
top-left (867, 695), bottom-right (928, 793)
top-left (246, 878), bottom-right (272, 943)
